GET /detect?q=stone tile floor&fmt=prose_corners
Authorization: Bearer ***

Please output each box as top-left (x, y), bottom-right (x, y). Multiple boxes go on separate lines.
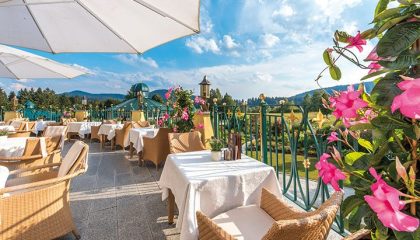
top-left (58, 141), bottom-right (180, 240)
top-left (58, 141), bottom-right (342, 240)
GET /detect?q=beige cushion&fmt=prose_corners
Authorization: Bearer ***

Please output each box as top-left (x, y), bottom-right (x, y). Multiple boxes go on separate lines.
top-left (0, 166), bottom-right (9, 188)
top-left (58, 141), bottom-right (84, 177)
top-left (212, 205), bottom-right (275, 240)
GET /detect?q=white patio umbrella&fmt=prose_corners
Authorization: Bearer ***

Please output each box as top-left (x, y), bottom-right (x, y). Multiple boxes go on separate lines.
top-left (0, 44), bottom-right (86, 79)
top-left (0, 0), bottom-right (200, 54)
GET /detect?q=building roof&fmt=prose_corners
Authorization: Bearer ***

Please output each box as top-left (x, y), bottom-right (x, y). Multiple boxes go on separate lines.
top-left (111, 97), bottom-right (167, 111)
top-left (131, 83), bottom-right (150, 94)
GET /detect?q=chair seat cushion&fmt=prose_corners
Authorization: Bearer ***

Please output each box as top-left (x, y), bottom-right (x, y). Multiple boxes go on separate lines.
top-left (0, 166), bottom-right (9, 188)
top-left (212, 205), bottom-right (275, 240)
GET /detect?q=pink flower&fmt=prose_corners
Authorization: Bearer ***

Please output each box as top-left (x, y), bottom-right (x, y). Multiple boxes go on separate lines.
top-left (342, 108), bottom-right (377, 128)
top-left (365, 46), bottom-right (383, 61)
top-left (368, 62), bottom-right (382, 74)
top-left (196, 123), bottom-right (204, 129)
top-left (181, 108), bottom-right (189, 121)
top-left (327, 132), bottom-right (339, 143)
top-left (194, 96), bottom-right (206, 105)
top-left (173, 127), bottom-right (178, 133)
top-left (197, 109), bottom-right (203, 115)
top-left (165, 87), bottom-right (173, 100)
top-left (329, 85), bottom-right (368, 120)
top-left (163, 113), bottom-right (170, 121)
top-left (391, 76), bottom-right (420, 119)
top-left (315, 153), bottom-right (346, 191)
top-left (364, 168), bottom-right (419, 232)
top-left (157, 119), bottom-right (164, 127)
top-left (345, 31), bottom-right (367, 52)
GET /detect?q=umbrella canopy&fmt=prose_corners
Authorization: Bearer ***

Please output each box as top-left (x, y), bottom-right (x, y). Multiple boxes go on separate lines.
top-left (0, 0), bottom-right (200, 54)
top-left (0, 44), bottom-right (86, 79)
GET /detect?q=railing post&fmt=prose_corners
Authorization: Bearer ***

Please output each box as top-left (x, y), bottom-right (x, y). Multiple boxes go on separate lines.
top-left (259, 94), bottom-right (268, 164)
top-left (212, 101), bottom-right (218, 138)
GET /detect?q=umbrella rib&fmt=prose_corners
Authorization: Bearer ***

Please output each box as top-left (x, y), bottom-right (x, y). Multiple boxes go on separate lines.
top-left (0, 54), bottom-right (22, 80)
top-left (133, 0), bottom-right (200, 33)
top-left (22, 0), bottom-right (55, 53)
top-left (75, 0), bottom-right (140, 54)
top-left (22, 56), bottom-right (86, 79)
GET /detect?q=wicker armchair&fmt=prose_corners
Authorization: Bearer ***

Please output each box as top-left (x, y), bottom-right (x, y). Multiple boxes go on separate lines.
top-left (168, 131), bottom-right (206, 154)
top-left (142, 128), bottom-right (172, 169)
top-left (0, 137), bottom-right (62, 176)
top-left (0, 141), bottom-right (88, 240)
top-left (196, 188), bottom-right (343, 240)
top-left (114, 122), bottom-right (132, 150)
top-left (8, 131), bottom-right (31, 138)
top-left (43, 125), bottom-right (67, 150)
top-left (90, 124), bottom-right (101, 142)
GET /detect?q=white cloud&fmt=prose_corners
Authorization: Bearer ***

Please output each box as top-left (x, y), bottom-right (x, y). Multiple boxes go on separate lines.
top-left (222, 35), bottom-right (239, 49)
top-left (272, 4), bottom-right (295, 18)
top-left (341, 21), bottom-right (358, 35)
top-left (115, 55), bottom-right (159, 68)
top-left (254, 72), bottom-right (273, 83)
top-left (186, 37), bottom-right (220, 54)
top-left (260, 33), bottom-right (280, 48)
top-left (314, 0), bottom-right (362, 23)
top-left (10, 83), bottom-right (27, 91)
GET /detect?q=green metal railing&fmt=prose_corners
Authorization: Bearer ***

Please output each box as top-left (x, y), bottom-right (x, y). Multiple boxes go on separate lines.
top-left (211, 99), bottom-right (358, 235)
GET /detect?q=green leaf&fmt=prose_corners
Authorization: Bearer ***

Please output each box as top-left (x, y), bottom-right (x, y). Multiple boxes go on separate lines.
top-left (374, 0), bottom-right (390, 17)
top-left (345, 152), bottom-right (366, 165)
top-left (341, 195), bottom-right (365, 217)
top-left (329, 65), bottom-right (341, 80)
top-left (377, 22), bottom-right (420, 58)
top-left (334, 30), bottom-right (351, 43)
top-left (393, 230), bottom-right (416, 240)
top-left (361, 69), bottom-right (389, 81)
top-left (349, 205), bottom-right (369, 231)
top-left (350, 123), bottom-right (375, 131)
top-left (358, 139), bottom-right (374, 152)
top-left (375, 15), bottom-right (410, 36)
top-left (323, 49), bottom-right (334, 66)
top-left (361, 28), bottom-right (377, 40)
top-left (373, 7), bottom-right (402, 22)
top-left (379, 51), bottom-right (420, 70)
top-left (371, 116), bottom-right (412, 131)
top-left (374, 217), bottom-right (389, 239)
top-left (371, 75), bottom-right (402, 107)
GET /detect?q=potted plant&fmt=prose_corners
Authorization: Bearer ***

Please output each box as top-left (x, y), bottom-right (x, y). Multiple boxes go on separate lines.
top-left (0, 130), bottom-right (8, 141)
top-left (207, 137), bottom-right (224, 161)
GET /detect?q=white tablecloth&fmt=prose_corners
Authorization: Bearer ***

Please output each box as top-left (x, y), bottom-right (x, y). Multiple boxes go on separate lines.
top-left (67, 122), bottom-right (102, 138)
top-left (98, 123), bottom-right (123, 140)
top-left (129, 128), bottom-right (159, 151)
top-left (34, 121), bottom-right (56, 134)
top-left (10, 120), bottom-right (24, 129)
top-left (159, 151), bottom-right (281, 240)
top-left (0, 126), bottom-right (15, 132)
top-left (0, 137), bottom-right (47, 158)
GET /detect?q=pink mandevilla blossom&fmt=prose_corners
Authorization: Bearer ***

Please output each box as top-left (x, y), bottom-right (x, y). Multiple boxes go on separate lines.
top-left (194, 96), bottom-right (206, 105)
top-left (163, 113), bottom-right (170, 121)
top-left (329, 85), bottom-right (368, 120)
top-left (365, 46), bottom-right (383, 61)
top-left (391, 76), bottom-right (420, 119)
top-left (157, 119), bottom-right (164, 127)
top-left (368, 62), bottom-right (382, 74)
top-left (165, 88), bottom-right (173, 100)
top-left (196, 123), bottom-right (204, 129)
top-left (342, 109), bottom-right (377, 128)
top-left (181, 108), bottom-right (189, 121)
top-left (364, 168), bottom-right (419, 232)
top-left (327, 132), bottom-right (339, 143)
top-left (345, 31), bottom-right (367, 52)
top-left (315, 153), bottom-right (346, 191)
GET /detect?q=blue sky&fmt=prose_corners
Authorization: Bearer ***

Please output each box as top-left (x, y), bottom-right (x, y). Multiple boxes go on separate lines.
top-left (1, 0), bottom-right (379, 99)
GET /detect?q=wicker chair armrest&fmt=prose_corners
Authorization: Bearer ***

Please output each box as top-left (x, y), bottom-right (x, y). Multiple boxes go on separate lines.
top-left (262, 216), bottom-right (325, 240)
top-left (8, 162), bottom-right (61, 175)
top-left (14, 130), bottom-right (32, 133)
top-left (342, 229), bottom-right (371, 240)
top-left (196, 211), bottom-right (235, 240)
top-left (260, 188), bottom-right (306, 221)
top-left (0, 154), bottom-right (43, 162)
top-left (0, 169), bottom-right (85, 195)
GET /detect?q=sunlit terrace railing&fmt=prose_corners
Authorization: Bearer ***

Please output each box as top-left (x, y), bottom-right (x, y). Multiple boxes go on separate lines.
top-left (210, 100), bottom-right (364, 235)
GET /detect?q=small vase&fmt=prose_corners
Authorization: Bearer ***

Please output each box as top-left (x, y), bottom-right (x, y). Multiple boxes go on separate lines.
top-left (211, 151), bottom-right (221, 161)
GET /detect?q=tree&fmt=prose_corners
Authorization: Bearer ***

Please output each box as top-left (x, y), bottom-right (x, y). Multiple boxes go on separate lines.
top-left (151, 94), bottom-right (164, 104)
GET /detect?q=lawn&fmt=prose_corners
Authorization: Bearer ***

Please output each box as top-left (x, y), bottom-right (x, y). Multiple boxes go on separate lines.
top-left (247, 151), bottom-right (319, 180)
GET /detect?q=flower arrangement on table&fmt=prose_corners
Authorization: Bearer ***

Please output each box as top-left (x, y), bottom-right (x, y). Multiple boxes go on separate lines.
top-left (62, 110), bottom-right (73, 119)
top-left (159, 87), bottom-right (205, 132)
top-left (315, 0), bottom-right (420, 238)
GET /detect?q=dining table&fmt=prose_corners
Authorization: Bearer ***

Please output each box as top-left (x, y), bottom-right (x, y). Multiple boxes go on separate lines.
top-left (33, 120), bottom-right (56, 135)
top-left (0, 137), bottom-right (48, 158)
top-left (98, 123), bottom-right (123, 149)
top-left (67, 121), bottom-right (102, 138)
top-left (158, 150), bottom-right (281, 240)
top-left (0, 125), bottom-right (15, 132)
top-left (128, 127), bottom-right (159, 160)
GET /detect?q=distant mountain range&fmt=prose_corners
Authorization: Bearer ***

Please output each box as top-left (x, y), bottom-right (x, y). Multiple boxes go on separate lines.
top-left (62, 82), bottom-right (375, 104)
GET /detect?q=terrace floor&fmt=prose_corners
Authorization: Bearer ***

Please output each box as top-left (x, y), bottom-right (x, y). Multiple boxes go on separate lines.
top-left (58, 141), bottom-right (343, 240)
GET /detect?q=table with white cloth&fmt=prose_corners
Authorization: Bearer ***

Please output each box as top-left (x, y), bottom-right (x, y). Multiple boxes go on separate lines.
top-left (129, 128), bottom-right (159, 152)
top-left (0, 126), bottom-right (15, 132)
top-left (33, 121), bottom-right (56, 135)
top-left (67, 122), bottom-right (102, 138)
top-left (158, 151), bottom-right (282, 240)
top-left (0, 137), bottom-right (48, 158)
top-left (98, 123), bottom-right (123, 149)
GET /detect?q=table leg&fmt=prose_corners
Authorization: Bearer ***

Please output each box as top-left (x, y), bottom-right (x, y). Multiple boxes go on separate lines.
top-left (168, 189), bottom-right (175, 225)
top-left (100, 135), bottom-right (104, 150)
top-left (130, 142), bottom-right (133, 159)
top-left (111, 138), bottom-right (114, 150)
